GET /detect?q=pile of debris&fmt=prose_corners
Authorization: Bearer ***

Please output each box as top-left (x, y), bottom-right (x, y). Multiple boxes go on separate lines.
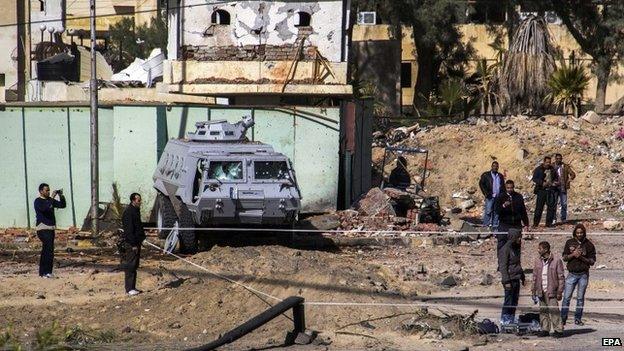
top-left (374, 113), bottom-right (624, 212)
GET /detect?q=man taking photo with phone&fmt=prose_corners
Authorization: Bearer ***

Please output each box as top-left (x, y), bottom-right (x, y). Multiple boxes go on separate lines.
top-left (34, 183), bottom-right (66, 278)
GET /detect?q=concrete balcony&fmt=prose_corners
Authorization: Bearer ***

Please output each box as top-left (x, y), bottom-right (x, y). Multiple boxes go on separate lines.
top-left (162, 60), bottom-right (352, 96)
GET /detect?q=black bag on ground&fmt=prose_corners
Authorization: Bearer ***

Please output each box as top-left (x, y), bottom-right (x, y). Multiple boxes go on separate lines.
top-left (477, 319), bottom-right (500, 334)
top-left (518, 313), bottom-right (540, 324)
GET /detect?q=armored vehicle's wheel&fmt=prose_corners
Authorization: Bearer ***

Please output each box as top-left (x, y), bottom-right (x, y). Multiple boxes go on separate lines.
top-left (156, 193), bottom-right (178, 239)
top-left (177, 202), bottom-right (198, 254)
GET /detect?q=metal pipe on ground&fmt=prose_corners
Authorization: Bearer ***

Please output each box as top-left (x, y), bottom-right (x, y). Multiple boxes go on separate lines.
top-left (185, 296), bottom-right (313, 351)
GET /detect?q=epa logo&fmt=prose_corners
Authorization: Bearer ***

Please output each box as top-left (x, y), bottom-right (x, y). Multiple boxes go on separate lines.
top-left (603, 338), bottom-right (623, 346)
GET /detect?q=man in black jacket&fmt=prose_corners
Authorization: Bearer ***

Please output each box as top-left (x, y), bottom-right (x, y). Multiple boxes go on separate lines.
top-left (532, 156), bottom-right (560, 227)
top-left (479, 161), bottom-right (505, 231)
top-left (498, 229), bottom-right (525, 325)
top-left (495, 180), bottom-right (529, 259)
top-left (34, 183), bottom-right (66, 278)
top-left (561, 224), bottom-right (596, 326)
top-left (122, 193), bottom-right (146, 296)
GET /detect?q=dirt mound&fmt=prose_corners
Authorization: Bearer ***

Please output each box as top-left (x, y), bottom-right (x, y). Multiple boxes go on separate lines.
top-left (0, 245), bottom-right (481, 350)
top-left (375, 115), bottom-right (624, 213)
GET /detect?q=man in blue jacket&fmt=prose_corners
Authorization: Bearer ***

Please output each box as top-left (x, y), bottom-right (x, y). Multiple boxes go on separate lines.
top-left (34, 183), bottom-right (66, 278)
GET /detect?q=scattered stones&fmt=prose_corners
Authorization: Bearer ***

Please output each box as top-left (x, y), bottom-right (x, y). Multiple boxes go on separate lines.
top-left (188, 277), bottom-right (202, 284)
top-left (603, 220), bottom-right (622, 231)
top-left (168, 322), bottom-right (182, 329)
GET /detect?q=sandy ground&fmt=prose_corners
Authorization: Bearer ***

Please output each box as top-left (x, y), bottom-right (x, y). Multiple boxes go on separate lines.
top-left (1, 217), bottom-right (623, 350)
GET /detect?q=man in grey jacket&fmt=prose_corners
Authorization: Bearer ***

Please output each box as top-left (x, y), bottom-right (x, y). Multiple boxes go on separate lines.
top-left (532, 241), bottom-right (565, 337)
top-left (498, 229), bottom-right (525, 325)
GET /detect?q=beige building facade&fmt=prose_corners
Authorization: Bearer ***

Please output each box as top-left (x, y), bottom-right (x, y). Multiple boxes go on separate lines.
top-left (354, 23), bottom-right (624, 111)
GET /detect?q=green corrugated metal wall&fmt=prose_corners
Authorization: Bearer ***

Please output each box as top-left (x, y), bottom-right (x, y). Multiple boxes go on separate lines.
top-left (0, 105), bottom-right (340, 228)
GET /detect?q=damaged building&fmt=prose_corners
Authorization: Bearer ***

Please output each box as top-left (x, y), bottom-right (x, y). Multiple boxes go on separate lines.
top-left (163, 0), bottom-right (352, 102)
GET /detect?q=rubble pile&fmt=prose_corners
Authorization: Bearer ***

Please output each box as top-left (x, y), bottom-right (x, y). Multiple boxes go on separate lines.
top-left (375, 114), bottom-right (624, 214)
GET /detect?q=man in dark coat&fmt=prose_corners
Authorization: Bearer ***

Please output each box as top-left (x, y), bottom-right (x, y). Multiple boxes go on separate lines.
top-left (122, 193), bottom-right (146, 296)
top-left (479, 161), bottom-right (505, 231)
top-left (495, 180), bottom-right (529, 263)
top-left (34, 183), bottom-right (66, 278)
top-left (532, 156), bottom-right (560, 227)
top-left (498, 229), bottom-right (525, 325)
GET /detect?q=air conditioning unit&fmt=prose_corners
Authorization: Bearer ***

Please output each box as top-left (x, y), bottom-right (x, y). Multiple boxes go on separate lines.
top-left (544, 11), bottom-right (562, 25)
top-left (357, 12), bottom-right (377, 25)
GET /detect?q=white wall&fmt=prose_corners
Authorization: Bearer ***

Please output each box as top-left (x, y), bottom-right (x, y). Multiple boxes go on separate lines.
top-left (30, 0), bottom-right (65, 46)
top-left (176, 0), bottom-right (346, 62)
top-left (0, 5), bottom-right (18, 94)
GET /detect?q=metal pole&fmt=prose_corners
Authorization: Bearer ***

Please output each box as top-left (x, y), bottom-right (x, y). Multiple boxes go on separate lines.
top-left (89, 0), bottom-right (99, 236)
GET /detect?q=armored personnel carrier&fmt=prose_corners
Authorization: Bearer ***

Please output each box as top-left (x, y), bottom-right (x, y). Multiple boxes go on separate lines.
top-left (153, 117), bottom-right (302, 253)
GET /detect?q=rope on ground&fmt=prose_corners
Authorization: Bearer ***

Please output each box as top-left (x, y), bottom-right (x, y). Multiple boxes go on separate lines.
top-left (144, 226), bottom-right (624, 236)
top-left (143, 240), bottom-right (624, 313)
top-left (143, 240), bottom-right (283, 303)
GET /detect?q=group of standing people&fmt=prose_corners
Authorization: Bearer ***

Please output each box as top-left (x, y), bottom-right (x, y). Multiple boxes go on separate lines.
top-left (479, 154), bottom-right (576, 232)
top-left (478, 156), bottom-right (596, 337)
top-left (33, 183), bottom-right (146, 296)
top-left (498, 224), bottom-right (596, 337)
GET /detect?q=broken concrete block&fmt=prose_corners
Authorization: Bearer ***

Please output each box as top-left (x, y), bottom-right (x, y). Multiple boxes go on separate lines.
top-left (302, 214), bottom-right (341, 231)
top-left (440, 275), bottom-right (458, 288)
top-left (459, 199), bottom-right (475, 210)
top-left (450, 218), bottom-right (465, 232)
top-left (480, 273), bottom-right (494, 286)
top-left (354, 188), bottom-right (396, 216)
top-left (516, 148), bottom-right (529, 161)
top-left (603, 220), bottom-right (622, 231)
top-left (440, 325), bottom-right (454, 339)
top-left (294, 329), bottom-right (318, 345)
top-left (581, 110), bottom-right (601, 124)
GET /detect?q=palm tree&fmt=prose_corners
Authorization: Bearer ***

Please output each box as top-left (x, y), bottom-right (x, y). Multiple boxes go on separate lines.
top-left (498, 15), bottom-right (557, 114)
top-left (473, 58), bottom-right (500, 115)
top-left (546, 61), bottom-right (590, 117)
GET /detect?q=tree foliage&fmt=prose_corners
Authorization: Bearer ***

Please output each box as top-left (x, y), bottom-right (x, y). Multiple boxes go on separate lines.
top-left (106, 15), bottom-right (168, 72)
top-left (546, 60), bottom-right (590, 116)
top-left (547, 1), bottom-right (624, 112)
top-left (351, 0), bottom-right (473, 113)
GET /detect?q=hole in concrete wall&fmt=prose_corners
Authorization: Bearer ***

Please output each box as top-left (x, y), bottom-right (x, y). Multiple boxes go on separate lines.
top-left (39, 0), bottom-right (45, 12)
top-left (211, 9), bottom-right (231, 25)
top-left (295, 12), bottom-right (312, 27)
